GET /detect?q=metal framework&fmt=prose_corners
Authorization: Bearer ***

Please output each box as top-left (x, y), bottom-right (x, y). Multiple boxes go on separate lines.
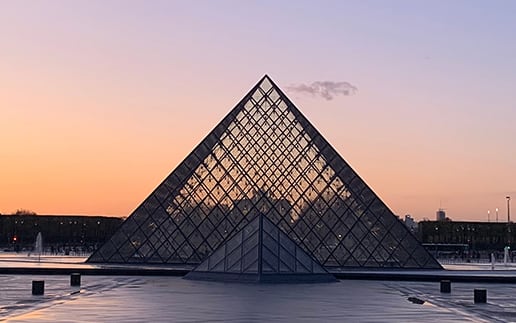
top-left (185, 213), bottom-right (336, 282)
top-left (87, 75), bottom-right (441, 269)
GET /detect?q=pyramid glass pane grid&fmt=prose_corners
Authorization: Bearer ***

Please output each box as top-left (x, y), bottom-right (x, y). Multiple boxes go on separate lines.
top-left (88, 76), bottom-right (441, 269)
top-left (185, 214), bottom-right (335, 282)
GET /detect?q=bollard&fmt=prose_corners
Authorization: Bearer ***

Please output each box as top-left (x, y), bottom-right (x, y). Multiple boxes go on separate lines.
top-left (70, 273), bottom-right (81, 286)
top-left (474, 289), bottom-right (487, 303)
top-left (440, 280), bottom-right (451, 293)
top-left (32, 280), bottom-right (45, 295)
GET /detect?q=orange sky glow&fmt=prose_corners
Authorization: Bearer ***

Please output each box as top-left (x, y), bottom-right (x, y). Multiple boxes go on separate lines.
top-left (1, 2), bottom-right (515, 221)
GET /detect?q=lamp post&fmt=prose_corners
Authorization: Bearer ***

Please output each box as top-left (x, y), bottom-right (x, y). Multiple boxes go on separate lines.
top-left (488, 210), bottom-right (490, 222)
top-left (507, 196), bottom-right (511, 223)
top-left (507, 196), bottom-right (512, 247)
top-left (496, 208), bottom-right (499, 222)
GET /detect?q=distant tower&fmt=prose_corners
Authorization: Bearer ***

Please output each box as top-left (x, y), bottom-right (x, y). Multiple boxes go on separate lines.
top-left (436, 209), bottom-right (446, 221)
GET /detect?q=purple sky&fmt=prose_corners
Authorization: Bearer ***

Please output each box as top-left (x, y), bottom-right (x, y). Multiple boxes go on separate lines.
top-left (1, 1), bottom-right (515, 221)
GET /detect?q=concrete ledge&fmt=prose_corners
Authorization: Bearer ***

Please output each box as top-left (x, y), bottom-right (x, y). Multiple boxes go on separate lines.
top-left (185, 271), bottom-right (337, 283)
top-left (0, 267), bottom-right (189, 276)
top-left (332, 270), bottom-right (516, 283)
top-left (3, 266), bottom-right (516, 283)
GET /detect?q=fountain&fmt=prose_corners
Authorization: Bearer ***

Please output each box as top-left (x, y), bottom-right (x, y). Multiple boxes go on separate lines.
top-left (34, 232), bottom-right (43, 262)
top-left (504, 246), bottom-right (510, 266)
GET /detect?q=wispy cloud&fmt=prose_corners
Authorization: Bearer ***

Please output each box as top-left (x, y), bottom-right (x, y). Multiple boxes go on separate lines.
top-left (286, 81), bottom-right (358, 100)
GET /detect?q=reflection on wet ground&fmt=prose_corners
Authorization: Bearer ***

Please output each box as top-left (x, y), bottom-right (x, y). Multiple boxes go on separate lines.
top-left (0, 253), bottom-right (91, 269)
top-left (1, 253), bottom-right (516, 322)
top-left (3, 275), bottom-right (516, 322)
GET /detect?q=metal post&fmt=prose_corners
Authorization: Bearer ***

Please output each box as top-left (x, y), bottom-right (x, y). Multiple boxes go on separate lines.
top-left (474, 289), bottom-right (487, 303)
top-left (507, 196), bottom-right (511, 223)
top-left (32, 280), bottom-right (44, 295)
top-left (440, 280), bottom-right (451, 293)
top-left (508, 197), bottom-right (512, 247)
top-left (71, 273), bottom-right (81, 286)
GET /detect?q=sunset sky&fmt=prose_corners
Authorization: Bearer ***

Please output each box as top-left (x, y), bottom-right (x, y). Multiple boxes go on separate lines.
top-left (1, 1), bottom-right (515, 221)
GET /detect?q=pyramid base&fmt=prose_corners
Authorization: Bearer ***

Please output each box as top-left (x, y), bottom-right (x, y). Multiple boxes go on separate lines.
top-left (184, 271), bottom-right (337, 284)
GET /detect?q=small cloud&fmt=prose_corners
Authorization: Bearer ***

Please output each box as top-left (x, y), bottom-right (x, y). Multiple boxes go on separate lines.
top-left (286, 81), bottom-right (358, 100)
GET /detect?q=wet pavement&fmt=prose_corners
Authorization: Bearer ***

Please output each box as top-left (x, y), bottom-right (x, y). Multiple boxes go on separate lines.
top-left (2, 275), bottom-right (505, 322)
top-left (1, 253), bottom-right (516, 322)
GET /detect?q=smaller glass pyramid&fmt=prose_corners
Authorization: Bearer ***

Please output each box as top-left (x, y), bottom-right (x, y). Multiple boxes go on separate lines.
top-left (185, 213), bottom-right (336, 283)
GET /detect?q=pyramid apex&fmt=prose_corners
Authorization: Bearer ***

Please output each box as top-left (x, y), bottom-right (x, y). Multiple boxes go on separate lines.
top-left (260, 74), bottom-right (272, 82)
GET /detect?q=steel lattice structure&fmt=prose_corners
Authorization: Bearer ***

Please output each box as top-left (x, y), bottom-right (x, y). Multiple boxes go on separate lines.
top-left (87, 75), bottom-right (441, 270)
top-left (185, 213), bottom-right (336, 283)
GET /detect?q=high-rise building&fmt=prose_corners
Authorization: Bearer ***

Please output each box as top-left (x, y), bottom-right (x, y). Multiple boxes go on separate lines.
top-left (436, 209), bottom-right (446, 221)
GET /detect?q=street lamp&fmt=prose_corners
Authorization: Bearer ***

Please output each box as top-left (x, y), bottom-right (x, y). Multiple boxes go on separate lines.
top-left (488, 210), bottom-right (490, 222)
top-left (507, 196), bottom-right (512, 246)
top-left (507, 196), bottom-right (511, 223)
top-left (496, 208), bottom-right (499, 222)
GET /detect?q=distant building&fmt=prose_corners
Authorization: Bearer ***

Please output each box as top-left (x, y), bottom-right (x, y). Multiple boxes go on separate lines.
top-left (0, 214), bottom-right (123, 251)
top-left (436, 209), bottom-right (446, 221)
top-left (419, 220), bottom-right (515, 251)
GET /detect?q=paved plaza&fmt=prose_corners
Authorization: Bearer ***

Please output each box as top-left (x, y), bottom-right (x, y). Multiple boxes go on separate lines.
top-left (0, 275), bottom-right (507, 322)
top-left (2, 254), bottom-right (516, 322)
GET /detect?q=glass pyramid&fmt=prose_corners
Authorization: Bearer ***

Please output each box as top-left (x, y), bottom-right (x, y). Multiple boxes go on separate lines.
top-left (185, 213), bottom-right (336, 283)
top-left (87, 75), bottom-right (441, 270)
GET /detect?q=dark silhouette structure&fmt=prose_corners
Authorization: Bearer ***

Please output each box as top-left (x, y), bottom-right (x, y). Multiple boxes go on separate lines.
top-left (0, 214), bottom-right (123, 252)
top-left (88, 75), bottom-right (440, 270)
top-left (419, 220), bottom-right (516, 253)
